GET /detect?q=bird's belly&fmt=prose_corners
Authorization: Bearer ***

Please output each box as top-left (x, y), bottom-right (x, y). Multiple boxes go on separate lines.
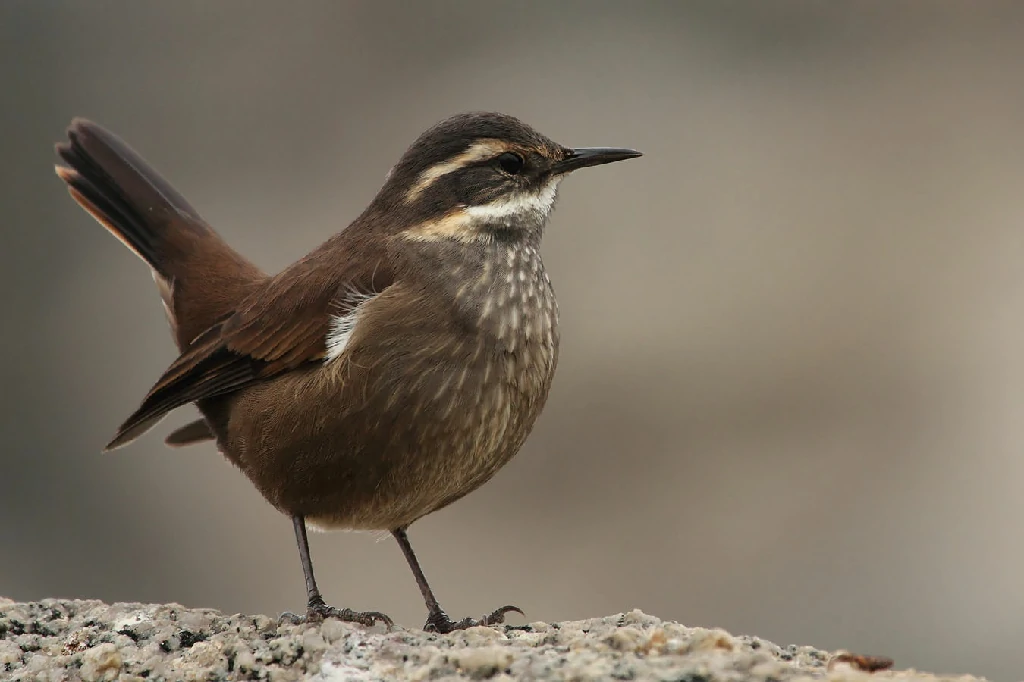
top-left (225, 332), bottom-right (556, 531)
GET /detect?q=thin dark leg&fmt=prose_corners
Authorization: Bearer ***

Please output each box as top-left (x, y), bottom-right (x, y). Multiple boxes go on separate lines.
top-left (285, 515), bottom-right (392, 628)
top-left (392, 525), bottom-right (443, 614)
top-left (293, 515), bottom-right (325, 606)
top-left (392, 526), bottom-right (522, 633)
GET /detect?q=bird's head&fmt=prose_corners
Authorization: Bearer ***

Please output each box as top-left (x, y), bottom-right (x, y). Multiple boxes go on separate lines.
top-left (369, 112), bottom-right (640, 243)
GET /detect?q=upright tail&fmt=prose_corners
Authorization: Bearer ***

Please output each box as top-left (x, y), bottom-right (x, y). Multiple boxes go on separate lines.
top-left (55, 118), bottom-right (208, 280)
top-left (54, 118), bottom-right (264, 349)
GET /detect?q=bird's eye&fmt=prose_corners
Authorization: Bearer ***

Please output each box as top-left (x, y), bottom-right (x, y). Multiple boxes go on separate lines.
top-left (496, 152), bottom-right (525, 175)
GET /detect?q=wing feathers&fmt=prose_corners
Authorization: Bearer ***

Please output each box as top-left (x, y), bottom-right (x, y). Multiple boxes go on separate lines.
top-left (107, 252), bottom-right (394, 449)
top-left (107, 342), bottom-right (259, 450)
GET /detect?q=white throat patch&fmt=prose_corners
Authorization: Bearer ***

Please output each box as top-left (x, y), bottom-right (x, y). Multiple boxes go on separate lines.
top-left (465, 177), bottom-right (561, 226)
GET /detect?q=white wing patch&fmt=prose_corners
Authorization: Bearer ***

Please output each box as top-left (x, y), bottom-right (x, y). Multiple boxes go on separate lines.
top-left (325, 290), bottom-right (379, 362)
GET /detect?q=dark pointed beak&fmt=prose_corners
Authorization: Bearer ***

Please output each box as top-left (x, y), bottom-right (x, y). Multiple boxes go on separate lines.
top-left (555, 147), bottom-right (642, 173)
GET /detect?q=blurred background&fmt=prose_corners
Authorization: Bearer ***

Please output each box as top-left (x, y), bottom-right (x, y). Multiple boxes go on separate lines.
top-left (3, 1), bottom-right (1024, 678)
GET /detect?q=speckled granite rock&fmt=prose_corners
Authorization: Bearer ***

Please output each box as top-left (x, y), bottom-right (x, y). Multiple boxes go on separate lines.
top-left (0, 598), bottom-right (982, 681)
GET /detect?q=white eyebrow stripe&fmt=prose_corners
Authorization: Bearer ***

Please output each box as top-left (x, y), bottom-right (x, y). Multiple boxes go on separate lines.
top-left (404, 139), bottom-right (508, 203)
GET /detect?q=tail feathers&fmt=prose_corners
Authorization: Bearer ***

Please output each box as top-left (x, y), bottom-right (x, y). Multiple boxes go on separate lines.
top-left (164, 418), bottom-right (215, 448)
top-left (54, 118), bottom-right (209, 280)
top-left (55, 118), bottom-right (268, 348)
top-left (55, 165), bottom-right (164, 272)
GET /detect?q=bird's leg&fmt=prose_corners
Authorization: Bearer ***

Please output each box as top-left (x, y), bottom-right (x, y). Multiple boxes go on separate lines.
top-left (280, 515), bottom-right (393, 628)
top-left (392, 526), bottom-right (522, 633)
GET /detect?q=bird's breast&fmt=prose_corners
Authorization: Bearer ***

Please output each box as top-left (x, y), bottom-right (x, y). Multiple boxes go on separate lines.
top-left (452, 242), bottom-right (558, 350)
top-left (381, 241), bottom-right (560, 511)
top-left (262, 242), bottom-right (561, 529)
top-left (438, 240), bottom-right (559, 427)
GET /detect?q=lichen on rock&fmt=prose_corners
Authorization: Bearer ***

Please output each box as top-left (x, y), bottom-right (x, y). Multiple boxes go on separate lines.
top-left (0, 599), bottom-right (982, 681)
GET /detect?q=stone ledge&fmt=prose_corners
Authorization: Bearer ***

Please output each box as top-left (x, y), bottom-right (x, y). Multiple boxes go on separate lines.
top-left (0, 599), bottom-right (980, 681)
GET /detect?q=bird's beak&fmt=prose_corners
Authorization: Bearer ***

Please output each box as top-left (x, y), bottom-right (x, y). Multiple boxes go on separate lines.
top-left (555, 147), bottom-right (642, 173)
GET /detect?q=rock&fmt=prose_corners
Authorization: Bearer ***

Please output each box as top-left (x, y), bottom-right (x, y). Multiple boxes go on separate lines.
top-left (452, 646), bottom-right (514, 678)
top-left (0, 599), bottom-right (983, 681)
top-left (80, 642), bottom-right (122, 681)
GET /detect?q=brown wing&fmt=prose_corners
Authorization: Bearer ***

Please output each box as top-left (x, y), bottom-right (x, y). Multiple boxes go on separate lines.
top-left (106, 247), bottom-right (393, 450)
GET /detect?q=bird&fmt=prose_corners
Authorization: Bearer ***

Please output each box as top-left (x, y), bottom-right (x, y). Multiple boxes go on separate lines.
top-left (54, 112), bottom-right (641, 632)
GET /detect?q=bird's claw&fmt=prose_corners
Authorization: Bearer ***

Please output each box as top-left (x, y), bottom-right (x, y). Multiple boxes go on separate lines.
top-left (281, 598), bottom-right (393, 628)
top-left (424, 605), bottom-right (524, 633)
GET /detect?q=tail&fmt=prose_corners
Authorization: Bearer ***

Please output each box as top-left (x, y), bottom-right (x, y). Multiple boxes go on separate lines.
top-left (55, 118), bottom-right (264, 348)
top-left (55, 118), bottom-right (209, 280)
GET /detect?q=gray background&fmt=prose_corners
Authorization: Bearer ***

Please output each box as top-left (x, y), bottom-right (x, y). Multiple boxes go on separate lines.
top-left (3, 2), bottom-right (1024, 679)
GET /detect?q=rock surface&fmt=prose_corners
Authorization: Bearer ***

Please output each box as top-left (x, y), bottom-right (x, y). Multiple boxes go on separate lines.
top-left (0, 598), bottom-right (982, 681)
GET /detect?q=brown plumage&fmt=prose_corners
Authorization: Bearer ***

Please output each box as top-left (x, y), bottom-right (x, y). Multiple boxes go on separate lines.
top-left (55, 113), bottom-right (640, 632)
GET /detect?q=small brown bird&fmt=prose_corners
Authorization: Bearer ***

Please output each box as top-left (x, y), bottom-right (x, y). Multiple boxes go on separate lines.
top-left (54, 112), bottom-right (640, 632)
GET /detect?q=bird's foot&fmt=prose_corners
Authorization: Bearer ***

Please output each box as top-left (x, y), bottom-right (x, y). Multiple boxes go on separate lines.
top-left (424, 605), bottom-right (523, 633)
top-left (280, 597), bottom-right (393, 628)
